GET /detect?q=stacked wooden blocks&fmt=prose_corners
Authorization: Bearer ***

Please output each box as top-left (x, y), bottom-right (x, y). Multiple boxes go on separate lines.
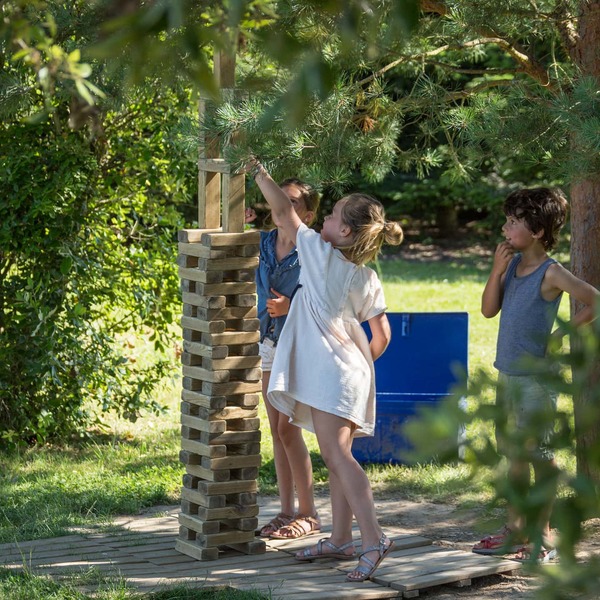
top-left (175, 227), bottom-right (266, 560)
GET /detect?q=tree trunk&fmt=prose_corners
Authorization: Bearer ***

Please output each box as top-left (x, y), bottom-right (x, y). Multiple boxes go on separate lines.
top-left (569, 1), bottom-right (600, 483)
top-left (569, 179), bottom-right (600, 483)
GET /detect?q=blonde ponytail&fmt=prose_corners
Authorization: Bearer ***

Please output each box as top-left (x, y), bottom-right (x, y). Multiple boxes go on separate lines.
top-left (337, 194), bottom-right (404, 266)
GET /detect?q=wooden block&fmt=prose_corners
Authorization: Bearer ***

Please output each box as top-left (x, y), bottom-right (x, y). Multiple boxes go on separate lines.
top-left (181, 487), bottom-right (226, 509)
top-left (226, 539), bottom-right (266, 555)
top-left (231, 467), bottom-right (259, 480)
top-left (182, 364), bottom-right (230, 384)
top-left (178, 228), bottom-right (221, 243)
top-left (201, 454), bottom-right (261, 471)
top-left (227, 442), bottom-right (261, 455)
top-left (202, 381), bottom-right (261, 397)
top-left (202, 430), bottom-right (261, 445)
top-left (194, 305), bottom-right (257, 321)
top-left (181, 292), bottom-right (226, 309)
top-left (182, 340), bottom-right (229, 360)
top-left (182, 304), bottom-right (196, 318)
top-left (178, 525), bottom-right (196, 541)
top-left (230, 343), bottom-right (259, 357)
top-left (221, 517), bottom-right (258, 531)
top-left (197, 479), bottom-right (258, 495)
top-left (224, 269), bottom-right (255, 283)
top-left (226, 417), bottom-right (261, 431)
top-left (201, 231), bottom-right (260, 247)
top-left (201, 331), bottom-right (259, 346)
top-left (178, 515), bottom-right (221, 534)
top-left (222, 172), bottom-right (245, 233)
top-left (186, 463), bottom-right (230, 482)
top-left (175, 538), bottom-right (219, 561)
top-left (236, 244), bottom-right (260, 257)
top-left (199, 529), bottom-right (256, 547)
top-left (198, 158), bottom-right (231, 173)
top-left (198, 256), bottom-right (259, 271)
top-left (197, 405), bottom-right (259, 421)
top-left (198, 170), bottom-right (221, 229)
top-left (226, 318), bottom-right (260, 332)
top-left (177, 254), bottom-right (199, 268)
top-left (196, 503), bottom-right (259, 521)
top-left (203, 356), bottom-right (261, 370)
top-left (195, 281), bottom-right (256, 296)
top-left (232, 367), bottom-right (261, 382)
top-left (178, 242), bottom-right (230, 259)
top-left (181, 438), bottom-right (227, 458)
top-left (181, 389), bottom-right (227, 410)
top-left (181, 315), bottom-right (226, 334)
top-left (227, 293), bottom-right (257, 307)
top-left (179, 267), bottom-right (224, 284)
top-left (181, 413), bottom-right (226, 434)
top-left (225, 492), bottom-right (257, 506)
top-left (180, 401), bottom-right (199, 417)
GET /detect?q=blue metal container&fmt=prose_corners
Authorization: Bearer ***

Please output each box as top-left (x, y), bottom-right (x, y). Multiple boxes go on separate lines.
top-left (352, 312), bottom-right (469, 464)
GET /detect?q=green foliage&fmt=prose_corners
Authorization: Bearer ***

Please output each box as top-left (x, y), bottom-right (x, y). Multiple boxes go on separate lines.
top-left (405, 318), bottom-right (600, 599)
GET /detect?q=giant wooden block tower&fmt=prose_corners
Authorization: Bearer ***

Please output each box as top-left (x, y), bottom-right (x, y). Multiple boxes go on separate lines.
top-left (175, 50), bottom-right (266, 561)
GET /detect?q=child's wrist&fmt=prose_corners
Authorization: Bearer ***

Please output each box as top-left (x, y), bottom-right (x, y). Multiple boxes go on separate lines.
top-left (250, 160), bottom-right (267, 182)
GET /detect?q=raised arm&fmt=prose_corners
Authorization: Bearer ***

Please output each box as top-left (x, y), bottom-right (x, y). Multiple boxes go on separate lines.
top-left (249, 161), bottom-right (302, 244)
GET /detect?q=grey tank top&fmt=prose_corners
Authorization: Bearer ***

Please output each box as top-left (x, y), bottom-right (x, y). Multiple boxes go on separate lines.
top-left (494, 255), bottom-right (562, 375)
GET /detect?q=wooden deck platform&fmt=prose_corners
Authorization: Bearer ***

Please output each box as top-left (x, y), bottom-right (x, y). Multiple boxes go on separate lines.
top-left (0, 499), bottom-right (520, 599)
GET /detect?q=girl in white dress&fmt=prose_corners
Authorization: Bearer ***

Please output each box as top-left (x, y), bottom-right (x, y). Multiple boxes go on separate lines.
top-left (248, 159), bottom-right (404, 583)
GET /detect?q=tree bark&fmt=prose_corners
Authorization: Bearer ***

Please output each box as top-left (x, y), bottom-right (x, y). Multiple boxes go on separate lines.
top-left (569, 179), bottom-right (600, 483)
top-left (569, 1), bottom-right (600, 483)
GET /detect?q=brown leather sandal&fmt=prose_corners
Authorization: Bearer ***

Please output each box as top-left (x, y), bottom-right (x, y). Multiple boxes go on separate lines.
top-left (270, 514), bottom-right (321, 539)
top-left (258, 512), bottom-right (293, 538)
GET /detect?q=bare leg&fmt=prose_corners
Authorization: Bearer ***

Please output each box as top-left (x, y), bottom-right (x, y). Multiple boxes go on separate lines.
top-left (277, 415), bottom-right (317, 517)
top-left (532, 457), bottom-right (559, 547)
top-left (263, 371), bottom-right (294, 516)
top-left (311, 407), bottom-right (389, 573)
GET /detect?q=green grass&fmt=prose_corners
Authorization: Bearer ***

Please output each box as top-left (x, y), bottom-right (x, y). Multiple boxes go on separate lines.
top-left (0, 569), bottom-right (266, 600)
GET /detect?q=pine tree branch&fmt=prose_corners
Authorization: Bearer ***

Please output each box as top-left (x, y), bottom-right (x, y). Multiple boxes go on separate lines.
top-left (446, 79), bottom-right (517, 100)
top-left (419, 0), bottom-right (557, 91)
top-left (552, 0), bottom-right (580, 60)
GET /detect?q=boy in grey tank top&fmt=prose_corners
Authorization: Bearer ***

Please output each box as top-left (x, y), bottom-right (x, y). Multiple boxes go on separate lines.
top-left (473, 188), bottom-right (599, 560)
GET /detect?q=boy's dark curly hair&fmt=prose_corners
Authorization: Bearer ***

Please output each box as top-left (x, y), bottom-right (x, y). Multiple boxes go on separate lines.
top-left (503, 187), bottom-right (568, 250)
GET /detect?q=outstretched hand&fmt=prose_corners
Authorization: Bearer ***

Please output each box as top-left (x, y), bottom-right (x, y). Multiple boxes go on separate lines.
top-left (266, 288), bottom-right (290, 317)
top-left (245, 207), bottom-right (257, 224)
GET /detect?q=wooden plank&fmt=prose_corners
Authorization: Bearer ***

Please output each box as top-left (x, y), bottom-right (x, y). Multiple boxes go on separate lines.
top-left (181, 438), bottom-right (227, 458)
top-left (203, 356), bottom-right (261, 370)
top-left (178, 242), bottom-right (230, 259)
top-left (198, 158), bottom-right (231, 173)
top-left (194, 281), bottom-right (256, 296)
top-left (222, 172), bottom-right (245, 233)
top-left (182, 340), bottom-right (228, 360)
top-left (181, 389), bottom-right (227, 410)
top-left (180, 414), bottom-right (226, 434)
top-left (178, 267), bottom-right (224, 285)
top-left (181, 315), bottom-right (226, 334)
top-left (202, 380), bottom-right (262, 396)
top-left (198, 255), bottom-right (258, 271)
top-left (201, 331), bottom-right (259, 346)
top-left (201, 454), bottom-right (261, 470)
top-left (201, 231), bottom-right (260, 247)
top-left (180, 292), bottom-right (226, 309)
top-left (197, 480), bottom-right (258, 495)
top-left (193, 305), bottom-right (257, 321)
top-left (178, 228), bottom-right (221, 243)
top-left (175, 539), bottom-right (219, 561)
top-left (182, 364), bottom-right (230, 384)
top-left (185, 463), bottom-right (230, 482)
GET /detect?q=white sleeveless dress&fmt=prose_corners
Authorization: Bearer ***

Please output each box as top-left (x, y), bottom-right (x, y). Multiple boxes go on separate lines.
top-left (267, 223), bottom-right (387, 437)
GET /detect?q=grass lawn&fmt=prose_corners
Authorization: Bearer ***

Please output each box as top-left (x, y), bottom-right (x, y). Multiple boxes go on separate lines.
top-left (0, 247), bottom-right (577, 599)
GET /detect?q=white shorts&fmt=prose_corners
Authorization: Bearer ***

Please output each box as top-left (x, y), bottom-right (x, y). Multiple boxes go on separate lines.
top-left (258, 338), bottom-right (277, 372)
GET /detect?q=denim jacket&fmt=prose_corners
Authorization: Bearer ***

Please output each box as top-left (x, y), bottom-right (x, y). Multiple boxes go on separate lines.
top-left (257, 229), bottom-right (301, 345)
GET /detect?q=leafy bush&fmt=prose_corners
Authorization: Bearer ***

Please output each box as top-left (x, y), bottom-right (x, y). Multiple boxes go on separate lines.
top-left (0, 90), bottom-right (194, 447)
